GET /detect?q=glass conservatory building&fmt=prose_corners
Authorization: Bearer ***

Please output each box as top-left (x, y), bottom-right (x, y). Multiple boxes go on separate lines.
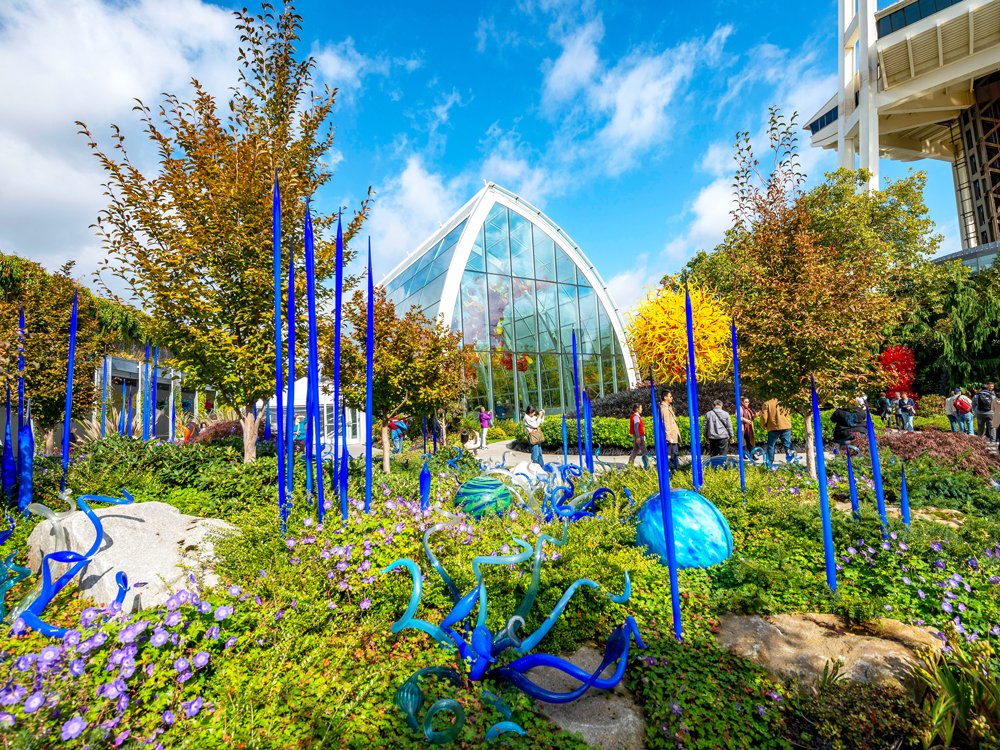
top-left (382, 183), bottom-right (636, 420)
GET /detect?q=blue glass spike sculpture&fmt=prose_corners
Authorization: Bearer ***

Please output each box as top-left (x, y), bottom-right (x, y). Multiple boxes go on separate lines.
top-left (272, 175), bottom-right (287, 534)
top-left (365, 241), bottom-right (374, 515)
top-left (334, 212), bottom-right (345, 520)
top-left (454, 476), bottom-right (512, 518)
top-left (286, 260), bottom-right (296, 495)
top-left (635, 488), bottom-right (733, 569)
top-left (2, 388), bottom-right (14, 503)
top-left (810, 375), bottom-right (837, 592)
top-left (419, 461), bottom-right (431, 510)
top-left (17, 402), bottom-right (34, 516)
top-left (12, 489), bottom-right (135, 636)
top-left (304, 199), bottom-right (325, 519)
top-left (900, 463), bottom-right (912, 528)
top-left (61, 290), bottom-right (78, 490)
top-left (384, 518), bottom-right (645, 744)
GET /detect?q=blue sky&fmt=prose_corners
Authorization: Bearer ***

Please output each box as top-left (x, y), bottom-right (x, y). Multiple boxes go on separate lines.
top-left (0, 0), bottom-right (959, 314)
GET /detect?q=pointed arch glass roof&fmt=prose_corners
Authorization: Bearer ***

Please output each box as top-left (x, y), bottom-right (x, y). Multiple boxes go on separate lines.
top-left (382, 184), bottom-right (635, 418)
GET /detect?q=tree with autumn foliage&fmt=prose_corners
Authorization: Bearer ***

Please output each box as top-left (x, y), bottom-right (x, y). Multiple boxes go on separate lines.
top-left (879, 346), bottom-right (916, 397)
top-left (625, 275), bottom-right (730, 385)
top-left (725, 109), bottom-right (905, 478)
top-left (0, 254), bottom-right (146, 454)
top-left (79, 3), bottom-right (370, 463)
top-left (330, 286), bottom-right (476, 474)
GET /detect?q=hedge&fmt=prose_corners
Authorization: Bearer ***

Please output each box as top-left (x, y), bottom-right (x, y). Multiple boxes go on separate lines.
top-left (511, 411), bottom-right (835, 451)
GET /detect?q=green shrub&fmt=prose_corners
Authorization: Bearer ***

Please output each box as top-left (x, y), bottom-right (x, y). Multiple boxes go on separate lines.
top-left (783, 682), bottom-right (929, 750)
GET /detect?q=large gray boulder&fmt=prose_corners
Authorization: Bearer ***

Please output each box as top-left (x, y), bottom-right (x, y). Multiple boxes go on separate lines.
top-left (526, 644), bottom-right (645, 750)
top-left (26, 501), bottom-right (233, 612)
top-left (715, 613), bottom-right (941, 700)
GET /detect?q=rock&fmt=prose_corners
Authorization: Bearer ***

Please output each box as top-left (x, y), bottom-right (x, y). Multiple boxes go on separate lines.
top-left (715, 613), bottom-right (941, 701)
top-left (525, 644), bottom-right (645, 750)
top-left (26, 501), bottom-right (234, 612)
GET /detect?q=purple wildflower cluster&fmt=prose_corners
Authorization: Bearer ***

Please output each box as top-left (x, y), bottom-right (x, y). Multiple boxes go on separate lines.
top-left (0, 579), bottom-right (241, 745)
top-left (839, 534), bottom-right (1000, 643)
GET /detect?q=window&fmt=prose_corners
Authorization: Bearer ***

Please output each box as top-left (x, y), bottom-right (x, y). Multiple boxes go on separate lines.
top-left (979, 206), bottom-right (986, 226)
top-left (975, 180), bottom-right (982, 199)
top-left (971, 155), bottom-right (978, 174)
top-left (983, 232), bottom-right (989, 245)
top-left (903, 3), bottom-right (921, 25)
top-left (889, 10), bottom-right (905, 32)
top-left (967, 130), bottom-right (975, 153)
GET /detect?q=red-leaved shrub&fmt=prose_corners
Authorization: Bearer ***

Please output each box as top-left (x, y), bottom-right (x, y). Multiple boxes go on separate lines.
top-left (854, 429), bottom-right (1000, 478)
top-left (191, 420), bottom-right (243, 444)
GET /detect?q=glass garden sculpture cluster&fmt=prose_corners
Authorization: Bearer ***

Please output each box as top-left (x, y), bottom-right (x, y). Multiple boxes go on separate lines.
top-left (383, 505), bottom-right (646, 744)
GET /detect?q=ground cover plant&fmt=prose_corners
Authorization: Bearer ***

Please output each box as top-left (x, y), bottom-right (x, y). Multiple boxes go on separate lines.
top-left (1, 430), bottom-right (1000, 748)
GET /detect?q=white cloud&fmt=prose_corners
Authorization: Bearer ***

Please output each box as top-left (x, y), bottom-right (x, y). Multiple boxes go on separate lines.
top-left (541, 18), bottom-right (603, 107)
top-left (367, 156), bottom-right (470, 281)
top-left (313, 38), bottom-right (390, 101)
top-left (479, 124), bottom-right (556, 205)
top-left (0, 0), bottom-right (237, 287)
top-left (475, 17), bottom-right (522, 54)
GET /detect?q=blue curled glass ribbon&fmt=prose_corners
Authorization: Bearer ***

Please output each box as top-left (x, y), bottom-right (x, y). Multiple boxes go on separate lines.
top-left (382, 558), bottom-right (454, 649)
top-left (14, 491), bottom-right (134, 636)
top-left (490, 617), bottom-right (647, 703)
top-left (394, 667), bottom-right (465, 744)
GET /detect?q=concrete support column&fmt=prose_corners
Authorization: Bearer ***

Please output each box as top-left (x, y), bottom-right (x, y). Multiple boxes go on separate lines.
top-left (858, 0), bottom-right (880, 190)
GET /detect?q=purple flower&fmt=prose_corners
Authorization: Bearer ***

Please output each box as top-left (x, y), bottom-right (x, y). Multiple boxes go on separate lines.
top-left (113, 729), bottom-right (130, 747)
top-left (890, 532), bottom-right (898, 540)
top-left (162, 710), bottom-right (175, 725)
top-left (766, 691), bottom-right (782, 701)
top-left (173, 658), bottom-right (190, 673)
top-left (184, 696), bottom-right (204, 717)
top-left (165, 611), bottom-right (183, 628)
top-left (177, 670), bottom-right (193, 683)
top-left (902, 577), bottom-right (911, 585)
top-left (0, 713), bottom-right (14, 728)
top-left (942, 602), bottom-right (953, 613)
top-left (669, 701), bottom-right (682, 716)
top-left (61, 716), bottom-right (87, 740)
top-left (38, 645), bottom-right (61, 664)
top-left (285, 538), bottom-right (297, 549)
top-left (899, 542), bottom-right (909, 551)
top-left (360, 599), bottom-right (372, 610)
top-left (756, 705), bottom-right (767, 716)
top-left (193, 651), bottom-right (210, 669)
top-left (0, 686), bottom-right (25, 706)
top-left (228, 585), bottom-right (241, 597)
top-left (22, 692), bottom-right (44, 714)
top-left (918, 589), bottom-right (926, 599)
top-left (259, 569), bottom-right (267, 578)
top-left (931, 542), bottom-right (943, 552)
top-left (214, 606), bottom-right (233, 621)
top-left (165, 595), bottom-right (181, 611)
top-left (15, 655), bottom-right (35, 672)
top-left (80, 607), bottom-right (100, 625)
top-left (969, 558), bottom-right (979, 568)
top-left (206, 625), bottom-right (220, 641)
top-left (881, 542), bottom-right (891, 551)
top-left (847, 547), bottom-right (857, 555)
top-left (150, 630), bottom-right (168, 647)
top-left (70, 659), bottom-right (85, 676)
top-left (63, 630), bottom-right (81, 647)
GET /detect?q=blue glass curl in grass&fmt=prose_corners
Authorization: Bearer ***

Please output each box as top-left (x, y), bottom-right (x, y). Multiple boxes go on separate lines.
top-left (846, 448), bottom-right (860, 522)
top-left (635, 489), bottom-right (733, 569)
top-left (11, 489), bottom-right (135, 636)
top-left (454, 476), bottom-right (512, 518)
top-left (384, 516), bottom-right (645, 744)
top-left (420, 461), bottom-right (432, 510)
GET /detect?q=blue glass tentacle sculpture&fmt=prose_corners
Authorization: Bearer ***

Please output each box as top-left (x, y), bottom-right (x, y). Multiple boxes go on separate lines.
top-left (10, 489), bottom-right (135, 636)
top-left (16, 401), bottom-right (34, 516)
top-left (384, 516), bottom-right (645, 744)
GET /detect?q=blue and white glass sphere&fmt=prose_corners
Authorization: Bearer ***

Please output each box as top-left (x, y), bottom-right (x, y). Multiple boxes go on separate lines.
top-left (635, 489), bottom-right (733, 569)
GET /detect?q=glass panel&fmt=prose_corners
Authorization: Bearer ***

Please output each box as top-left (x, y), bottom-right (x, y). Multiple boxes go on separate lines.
top-left (512, 278), bottom-right (537, 352)
top-left (417, 273), bottom-right (447, 316)
top-left (539, 352), bottom-right (562, 413)
top-left (486, 215), bottom-right (511, 276)
top-left (615, 356), bottom-right (627, 392)
top-left (602, 356), bottom-right (616, 396)
top-left (509, 212), bottom-right (534, 278)
top-left (533, 229), bottom-right (556, 282)
top-left (515, 353), bottom-right (539, 413)
top-left (581, 354), bottom-right (601, 399)
top-left (466, 224), bottom-right (486, 273)
top-left (487, 274), bottom-right (513, 350)
top-left (889, 10), bottom-right (904, 31)
top-left (878, 17), bottom-right (891, 38)
top-left (918, 0), bottom-right (935, 17)
top-left (461, 271), bottom-right (489, 350)
top-left (439, 218), bottom-right (468, 254)
top-left (599, 304), bottom-right (614, 355)
top-left (578, 284), bottom-right (598, 354)
top-left (427, 242), bottom-right (459, 280)
top-left (536, 281), bottom-right (559, 352)
top-left (467, 351), bottom-right (490, 411)
top-left (555, 248), bottom-right (576, 284)
top-left (491, 352), bottom-right (517, 419)
top-left (563, 354), bottom-right (581, 418)
top-left (558, 284), bottom-right (578, 351)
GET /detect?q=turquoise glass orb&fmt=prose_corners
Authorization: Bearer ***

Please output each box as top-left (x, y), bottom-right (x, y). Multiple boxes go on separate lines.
top-left (635, 489), bottom-right (733, 569)
top-left (455, 477), bottom-right (513, 518)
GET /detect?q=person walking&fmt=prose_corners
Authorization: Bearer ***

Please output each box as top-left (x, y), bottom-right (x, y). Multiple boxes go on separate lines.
top-left (897, 392), bottom-right (916, 433)
top-left (760, 398), bottom-right (793, 465)
top-left (890, 392), bottom-right (906, 430)
top-left (975, 383), bottom-right (995, 440)
top-left (704, 399), bottom-right (735, 457)
top-left (947, 388), bottom-right (974, 434)
top-left (389, 415), bottom-right (409, 454)
top-left (875, 391), bottom-right (891, 428)
top-left (739, 397), bottom-right (757, 452)
top-left (659, 390), bottom-right (680, 469)
top-left (478, 405), bottom-right (493, 450)
top-left (523, 405), bottom-right (545, 467)
top-left (627, 403), bottom-right (647, 467)
top-left (292, 414), bottom-right (307, 450)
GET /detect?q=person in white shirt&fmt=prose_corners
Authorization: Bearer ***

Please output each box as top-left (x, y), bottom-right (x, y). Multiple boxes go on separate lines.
top-left (460, 428), bottom-right (481, 457)
top-left (523, 405), bottom-right (545, 467)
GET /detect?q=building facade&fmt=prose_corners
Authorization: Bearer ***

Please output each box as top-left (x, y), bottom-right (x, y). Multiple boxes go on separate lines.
top-left (806, 0), bottom-right (1000, 270)
top-left (382, 183), bottom-right (636, 421)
